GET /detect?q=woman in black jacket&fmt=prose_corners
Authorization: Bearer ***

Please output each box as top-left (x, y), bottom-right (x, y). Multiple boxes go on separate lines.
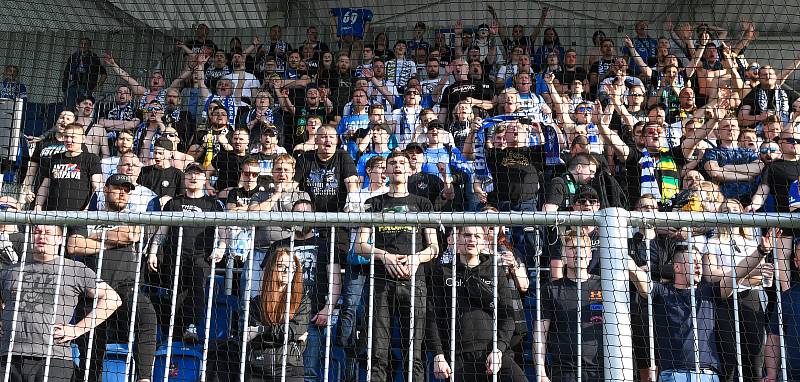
top-left (246, 247), bottom-right (310, 382)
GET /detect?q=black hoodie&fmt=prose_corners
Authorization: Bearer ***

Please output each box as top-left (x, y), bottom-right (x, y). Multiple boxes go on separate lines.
top-left (426, 251), bottom-right (516, 357)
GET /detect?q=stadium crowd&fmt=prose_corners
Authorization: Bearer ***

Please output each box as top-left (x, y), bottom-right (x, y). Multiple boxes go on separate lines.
top-left (4, 6), bottom-right (800, 382)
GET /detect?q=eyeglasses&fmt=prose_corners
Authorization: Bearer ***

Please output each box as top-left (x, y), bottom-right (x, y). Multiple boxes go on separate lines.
top-left (629, 93), bottom-right (644, 97)
top-left (163, 133), bottom-right (178, 138)
top-left (241, 171), bottom-right (260, 178)
top-left (760, 147), bottom-right (779, 154)
top-left (576, 106), bottom-right (593, 113)
top-left (275, 264), bottom-right (291, 273)
top-left (575, 198), bottom-right (599, 205)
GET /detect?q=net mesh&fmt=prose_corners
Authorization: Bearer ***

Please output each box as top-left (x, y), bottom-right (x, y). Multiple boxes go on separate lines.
top-left (1, 1), bottom-right (800, 381)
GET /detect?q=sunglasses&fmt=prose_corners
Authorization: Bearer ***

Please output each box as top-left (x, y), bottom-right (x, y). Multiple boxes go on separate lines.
top-left (576, 106), bottom-right (593, 113)
top-left (145, 105), bottom-right (163, 112)
top-left (575, 198), bottom-right (599, 205)
top-left (241, 171), bottom-right (260, 178)
top-left (163, 132), bottom-right (178, 138)
top-left (760, 147), bottom-right (778, 154)
top-left (405, 91), bottom-right (420, 96)
top-left (629, 93), bottom-right (644, 97)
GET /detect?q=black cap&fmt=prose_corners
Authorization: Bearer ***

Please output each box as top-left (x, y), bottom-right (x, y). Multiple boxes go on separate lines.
top-left (574, 186), bottom-right (599, 201)
top-left (184, 162), bottom-right (205, 174)
top-left (154, 137), bottom-right (174, 151)
top-left (478, 23), bottom-right (490, 31)
top-left (405, 142), bottom-right (425, 153)
top-left (106, 174), bottom-right (136, 190)
top-left (414, 22), bottom-right (426, 30)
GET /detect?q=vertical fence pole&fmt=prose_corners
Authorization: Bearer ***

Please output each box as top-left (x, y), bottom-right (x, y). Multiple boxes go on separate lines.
top-left (449, 227), bottom-right (457, 382)
top-left (82, 229), bottom-right (108, 382)
top-left (535, 227), bottom-right (542, 382)
top-left (123, 229), bottom-right (146, 382)
top-left (727, 235), bottom-right (744, 382)
top-left (644, 234), bottom-right (656, 382)
top-left (238, 227), bottom-right (256, 382)
top-left (407, 227), bottom-right (417, 382)
top-left (597, 208), bottom-right (634, 382)
top-left (280, 234), bottom-right (297, 382)
top-left (772, 229), bottom-right (788, 382)
top-left (491, 227), bottom-right (499, 382)
top-left (199, 227), bottom-right (220, 382)
top-left (687, 230), bottom-right (700, 381)
top-left (323, 227), bottom-right (336, 382)
top-left (366, 227), bottom-right (376, 382)
top-left (162, 227), bottom-right (185, 382)
top-left (576, 229), bottom-right (583, 382)
top-left (42, 227), bottom-right (69, 382)
top-left (3, 224), bottom-right (30, 382)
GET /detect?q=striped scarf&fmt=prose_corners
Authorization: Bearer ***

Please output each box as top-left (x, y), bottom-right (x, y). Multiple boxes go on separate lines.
top-left (639, 148), bottom-right (680, 203)
top-left (756, 87), bottom-right (790, 124)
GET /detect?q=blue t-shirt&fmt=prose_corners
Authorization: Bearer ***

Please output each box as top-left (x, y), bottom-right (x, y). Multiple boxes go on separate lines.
top-left (701, 146), bottom-right (759, 200)
top-left (330, 8), bottom-right (373, 38)
top-left (421, 146), bottom-right (473, 180)
top-left (622, 37), bottom-right (658, 75)
top-left (769, 285), bottom-right (800, 378)
top-left (336, 113), bottom-right (371, 159)
top-left (356, 150), bottom-right (391, 188)
top-left (531, 45), bottom-right (565, 72)
top-left (651, 282), bottom-right (722, 371)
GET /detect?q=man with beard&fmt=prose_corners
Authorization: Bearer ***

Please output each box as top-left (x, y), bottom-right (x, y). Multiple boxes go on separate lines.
top-left (89, 152), bottom-right (160, 213)
top-left (207, 128), bottom-right (251, 198)
top-left (204, 49), bottom-right (232, 92)
top-left (222, 49), bottom-right (261, 109)
top-left (279, 83), bottom-right (334, 149)
top-left (327, 53), bottom-right (357, 114)
top-left (187, 105), bottom-right (234, 164)
top-left (364, 57), bottom-right (398, 110)
top-left (100, 129), bottom-right (134, 180)
top-left (268, 199), bottom-right (340, 381)
top-left (96, 86), bottom-right (140, 152)
top-left (0, 224), bottom-right (120, 382)
top-left (68, 174), bottom-right (157, 382)
top-left (439, 58), bottom-right (495, 124)
top-left (147, 163), bottom-right (226, 341)
top-left (74, 96), bottom-right (110, 159)
top-left (131, 100), bottom-right (169, 165)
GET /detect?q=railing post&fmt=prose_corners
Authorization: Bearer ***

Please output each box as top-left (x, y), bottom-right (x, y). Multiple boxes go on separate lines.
top-left (597, 207), bottom-right (634, 382)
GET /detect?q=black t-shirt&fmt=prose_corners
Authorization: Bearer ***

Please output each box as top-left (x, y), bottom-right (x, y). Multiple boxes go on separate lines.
top-left (70, 225), bottom-right (138, 291)
top-left (542, 275), bottom-right (604, 370)
top-left (138, 165), bottom-right (185, 198)
top-left (29, 138), bottom-right (89, 191)
top-left (40, 151), bottom-right (101, 211)
top-left (162, 195), bottom-right (224, 256)
top-left (440, 80), bottom-right (496, 112)
top-left (408, 172), bottom-right (445, 210)
top-left (556, 66), bottom-right (588, 85)
top-left (225, 185), bottom-right (267, 208)
top-left (211, 151), bottom-right (249, 191)
top-left (589, 58), bottom-right (615, 78)
top-left (485, 145), bottom-right (546, 205)
top-left (762, 159), bottom-right (800, 212)
top-left (294, 150), bottom-right (357, 212)
top-left (740, 86), bottom-right (799, 116)
top-left (544, 175), bottom-right (581, 210)
top-left (366, 193), bottom-right (433, 280)
top-left (269, 235), bottom-right (333, 312)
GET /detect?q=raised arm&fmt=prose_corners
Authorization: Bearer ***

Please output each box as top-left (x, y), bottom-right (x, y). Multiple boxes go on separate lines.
top-left (778, 54), bottom-right (800, 87)
top-left (623, 36), bottom-right (652, 78)
top-left (595, 100), bottom-right (629, 161)
top-left (719, 229), bottom-right (775, 297)
top-left (731, 18), bottom-right (756, 55)
top-left (102, 53), bottom-right (147, 96)
top-left (530, 7), bottom-right (549, 43)
top-left (684, 32), bottom-right (709, 79)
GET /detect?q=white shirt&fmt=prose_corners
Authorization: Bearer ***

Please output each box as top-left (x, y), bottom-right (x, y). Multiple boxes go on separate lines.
top-left (389, 106), bottom-right (422, 149)
top-left (101, 156), bottom-right (120, 182)
top-left (223, 72), bottom-right (261, 107)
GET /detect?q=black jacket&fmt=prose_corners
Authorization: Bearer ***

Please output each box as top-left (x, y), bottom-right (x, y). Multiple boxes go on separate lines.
top-left (247, 293), bottom-right (310, 370)
top-left (426, 252), bottom-right (516, 357)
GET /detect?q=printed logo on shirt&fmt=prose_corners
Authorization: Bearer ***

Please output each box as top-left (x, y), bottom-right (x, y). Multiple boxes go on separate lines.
top-left (294, 244), bottom-right (319, 284)
top-left (376, 205), bottom-right (414, 233)
top-left (307, 167), bottom-right (339, 196)
top-left (589, 290), bottom-right (602, 301)
top-left (40, 145), bottom-right (67, 159)
top-left (181, 204), bottom-right (204, 213)
top-left (52, 163), bottom-right (81, 179)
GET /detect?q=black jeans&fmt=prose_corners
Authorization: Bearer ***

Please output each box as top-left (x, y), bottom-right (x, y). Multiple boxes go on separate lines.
top-left (2, 356), bottom-right (74, 382)
top-left (548, 366), bottom-right (603, 382)
top-left (78, 289), bottom-right (157, 382)
top-left (455, 351), bottom-right (527, 382)
top-left (368, 277), bottom-right (426, 382)
top-left (716, 288), bottom-right (765, 382)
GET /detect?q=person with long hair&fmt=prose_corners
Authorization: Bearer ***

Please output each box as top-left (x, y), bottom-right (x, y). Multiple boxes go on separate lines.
top-left (246, 247), bottom-right (310, 381)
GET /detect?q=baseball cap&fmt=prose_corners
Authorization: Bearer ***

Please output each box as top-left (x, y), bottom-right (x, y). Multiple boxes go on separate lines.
top-left (106, 174), bottom-right (136, 190)
top-left (185, 162), bottom-right (205, 174)
top-left (154, 137), bottom-right (174, 151)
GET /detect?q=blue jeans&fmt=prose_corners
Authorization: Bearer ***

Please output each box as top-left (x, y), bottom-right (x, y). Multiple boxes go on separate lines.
top-left (336, 265), bottom-right (366, 349)
top-left (659, 369), bottom-right (719, 382)
top-left (240, 249), bottom-right (267, 304)
top-left (497, 197), bottom-right (540, 264)
top-left (303, 322), bottom-right (326, 382)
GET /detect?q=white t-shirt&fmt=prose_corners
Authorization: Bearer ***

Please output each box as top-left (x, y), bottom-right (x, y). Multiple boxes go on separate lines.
top-left (223, 72), bottom-right (261, 107)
